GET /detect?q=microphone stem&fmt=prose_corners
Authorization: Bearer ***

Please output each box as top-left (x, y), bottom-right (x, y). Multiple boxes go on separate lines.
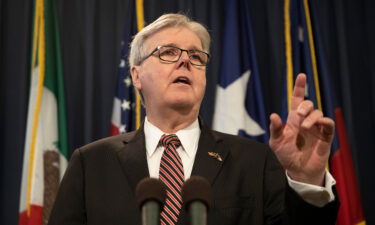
top-left (190, 202), bottom-right (207, 225)
top-left (142, 201), bottom-right (160, 225)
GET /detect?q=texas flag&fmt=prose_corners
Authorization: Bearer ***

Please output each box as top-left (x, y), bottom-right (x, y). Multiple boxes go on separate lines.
top-left (212, 0), bottom-right (268, 143)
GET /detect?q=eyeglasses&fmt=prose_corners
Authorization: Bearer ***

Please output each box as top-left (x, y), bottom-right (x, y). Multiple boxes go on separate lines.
top-left (140, 45), bottom-right (210, 66)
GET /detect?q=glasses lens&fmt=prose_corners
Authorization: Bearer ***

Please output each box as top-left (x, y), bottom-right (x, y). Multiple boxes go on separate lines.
top-left (159, 46), bottom-right (180, 62)
top-left (158, 46), bottom-right (209, 66)
top-left (188, 50), bottom-right (208, 66)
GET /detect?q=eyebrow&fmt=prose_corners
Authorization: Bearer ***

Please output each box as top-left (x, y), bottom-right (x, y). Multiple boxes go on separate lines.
top-left (161, 43), bottom-right (203, 51)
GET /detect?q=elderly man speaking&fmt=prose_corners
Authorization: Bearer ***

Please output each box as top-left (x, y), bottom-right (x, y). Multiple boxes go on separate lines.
top-left (48, 13), bottom-right (339, 225)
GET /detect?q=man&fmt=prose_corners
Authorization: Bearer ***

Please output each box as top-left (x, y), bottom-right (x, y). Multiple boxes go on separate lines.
top-left (48, 14), bottom-right (339, 225)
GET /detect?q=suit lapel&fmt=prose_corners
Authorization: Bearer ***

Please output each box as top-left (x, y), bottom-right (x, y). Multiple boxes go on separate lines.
top-left (179, 123), bottom-right (229, 225)
top-left (116, 125), bottom-right (149, 193)
top-left (191, 123), bottom-right (229, 185)
top-left (115, 120), bottom-right (229, 191)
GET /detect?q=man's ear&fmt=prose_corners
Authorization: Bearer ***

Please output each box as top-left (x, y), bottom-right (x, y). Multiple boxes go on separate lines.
top-left (130, 66), bottom-right (141, 90)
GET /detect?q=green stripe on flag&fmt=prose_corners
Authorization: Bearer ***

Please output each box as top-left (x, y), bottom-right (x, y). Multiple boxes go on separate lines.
top-left (43, 0), bottom-right (68, 158)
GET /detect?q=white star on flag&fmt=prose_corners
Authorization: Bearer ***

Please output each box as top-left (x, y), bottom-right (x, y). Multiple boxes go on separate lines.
top-left (123, 76), bottom-right (132, 87)
top-left (119, 124), bottom-right (127, 134)
top-left (119, 59), bottom-right (125, 68)
top-left (121, 100), bottom-right (131, 111)
top-left (213, 70), bottom-right (265, 136)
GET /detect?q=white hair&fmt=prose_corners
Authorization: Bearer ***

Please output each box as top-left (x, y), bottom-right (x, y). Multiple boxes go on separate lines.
top-left (128, 13), bottom-right (211, 68)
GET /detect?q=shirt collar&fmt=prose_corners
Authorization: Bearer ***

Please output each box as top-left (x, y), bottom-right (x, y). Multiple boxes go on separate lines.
top-left (144, 117), bottom-right (201, 158)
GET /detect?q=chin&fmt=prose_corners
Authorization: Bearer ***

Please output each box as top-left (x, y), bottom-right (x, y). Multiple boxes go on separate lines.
top-left (165, 93), bottom-right (203, 111)
top-left (168, 99), bottom-right (196, 111)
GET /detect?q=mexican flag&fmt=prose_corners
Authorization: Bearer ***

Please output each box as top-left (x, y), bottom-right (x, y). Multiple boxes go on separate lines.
top-left (18, 0), bottom-right (68, 224)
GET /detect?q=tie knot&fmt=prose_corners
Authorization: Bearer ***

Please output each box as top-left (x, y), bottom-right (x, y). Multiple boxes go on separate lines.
top-left (160, 134), bottom-right (181, 149)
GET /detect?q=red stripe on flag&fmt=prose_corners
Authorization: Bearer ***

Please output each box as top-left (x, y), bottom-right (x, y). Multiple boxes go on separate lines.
top-left (19, 205), bottom-right (43, 225)
top-left (331, 108), bottom-right (365, 225)
top-left (110, 123), bottom-right (119, 136)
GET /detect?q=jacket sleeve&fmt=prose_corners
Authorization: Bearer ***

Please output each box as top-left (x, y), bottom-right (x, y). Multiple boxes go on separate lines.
top-left (263, 146), bottom-right (339, 225)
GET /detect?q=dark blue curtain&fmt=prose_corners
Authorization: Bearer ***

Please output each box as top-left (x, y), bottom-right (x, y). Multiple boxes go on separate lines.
top-left (1, 0), bottom-right (374, 224)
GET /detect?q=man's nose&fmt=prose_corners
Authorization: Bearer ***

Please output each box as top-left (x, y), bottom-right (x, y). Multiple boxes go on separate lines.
top-left (177, 51), bottom-right (191, 68)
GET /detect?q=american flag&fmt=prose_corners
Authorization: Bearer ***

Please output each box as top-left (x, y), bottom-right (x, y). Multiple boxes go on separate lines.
top-left (110, 4), bottom-right (140, 136)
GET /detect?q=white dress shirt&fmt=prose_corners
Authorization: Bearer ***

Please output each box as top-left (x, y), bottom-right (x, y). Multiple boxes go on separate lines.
top-left (143, 117), bottom-right (335, 207)
top-left (144, 117), bottom-right (200, 180)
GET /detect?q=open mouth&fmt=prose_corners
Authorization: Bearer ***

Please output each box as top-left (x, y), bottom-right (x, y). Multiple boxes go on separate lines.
top-left (173, 76), bottom-right (191, 85)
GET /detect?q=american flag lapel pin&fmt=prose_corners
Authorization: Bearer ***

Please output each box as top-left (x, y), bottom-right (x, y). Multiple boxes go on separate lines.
top-left (208, 152), bottom-right (223, 162)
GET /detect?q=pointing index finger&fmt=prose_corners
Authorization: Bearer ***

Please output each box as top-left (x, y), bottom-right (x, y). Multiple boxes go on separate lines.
top-left (291, 73), bottom-right (307, 111)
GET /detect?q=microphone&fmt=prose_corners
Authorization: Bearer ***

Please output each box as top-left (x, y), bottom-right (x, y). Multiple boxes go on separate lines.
top-left (182, 176), bottom-right (213, 225)
top-left (135, 178), bottom-right (166, 225)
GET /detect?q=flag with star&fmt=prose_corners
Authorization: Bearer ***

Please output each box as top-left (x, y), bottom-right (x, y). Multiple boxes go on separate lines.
top-left (212, 0), bottom-right (269, 143)
top-left (283, 0), bottom-right (366, 224)
top-left (19, 0), bottom-right (68, 224)
top-left (110, 0), bottom-right (144, 135)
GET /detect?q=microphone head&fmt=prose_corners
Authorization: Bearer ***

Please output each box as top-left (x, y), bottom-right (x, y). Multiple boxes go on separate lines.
top-left (182, 176), bottom-right (213, 211)
top-left (135, 178), bottom-right (166, 209)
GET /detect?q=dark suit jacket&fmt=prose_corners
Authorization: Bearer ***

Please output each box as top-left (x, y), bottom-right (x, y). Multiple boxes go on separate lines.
top-left (48, 123), bottom-right (339, 225)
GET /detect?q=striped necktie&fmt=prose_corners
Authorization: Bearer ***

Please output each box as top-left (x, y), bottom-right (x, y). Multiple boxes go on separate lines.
top-left (159, 134), bottom-right (184, 225)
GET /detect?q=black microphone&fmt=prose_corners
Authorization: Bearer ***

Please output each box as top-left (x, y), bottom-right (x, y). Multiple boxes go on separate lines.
top-left (182, 176), bottom-right (213, 225)
top-left (135, 178), bottom-right (166, 225)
